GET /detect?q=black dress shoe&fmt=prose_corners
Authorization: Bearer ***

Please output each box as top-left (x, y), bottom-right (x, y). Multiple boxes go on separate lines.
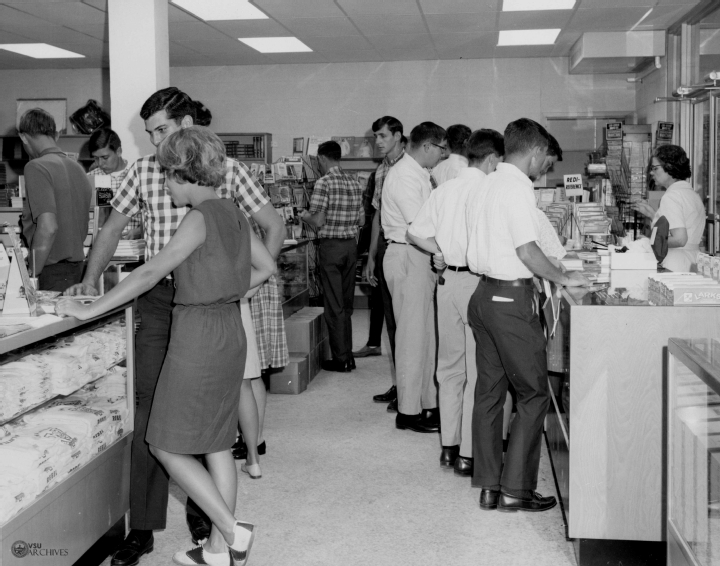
top-left (440, 445), bottom-right (460, 468)
top-left (373, 385), bottom-right (397, 403)
top-left (322, 359), bottom-right (351, 372)
top-left (421, 408), bottom-right (440, 429)
top-left (454, 456), bottom-right (473, 476)
top-left (231, 437), bottom-right (248, 460)
top-left (479, 489), bottom-right (499, 510)
top-left (111, 530), bottom-right (153, 566)
top-left (395, 412), bottom-right (440, 433)
top-left (497, 490), bottom-right (557, 513)
top-left (186, 513), bottom-right (211, 544)
top-left (348, 358), bottom-right (356, 370)
top-left (386, 398), bottom-right (398, 413)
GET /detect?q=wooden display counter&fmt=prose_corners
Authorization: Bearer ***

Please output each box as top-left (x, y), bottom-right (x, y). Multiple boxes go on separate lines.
top-left (544, 272), bottom-right (720, 566)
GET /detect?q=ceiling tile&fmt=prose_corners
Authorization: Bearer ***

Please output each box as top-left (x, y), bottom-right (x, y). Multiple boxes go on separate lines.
top-left (51, 40), bottom-right (107, 57)
top-left (634, 5), bottom-right (697, 30)
top-left (419, 0), bottom-right (501, 14)
top-left (425, 14), bottom-right (499, 34)
top-left (304, 35), bottom-right (371, 52)
top-left (567, 7), bottom-right (654, 32)
top-left (498, 10), bottom-right (572, 30)
top-left (169, 21), bottom-right (232, 42)
top-left (168, 5), bottom-right (200, 22)
top-left (69, 23), bottom-right (107, 40)
top-left (365, 33), bottom-right (433, 50)
top-left (81, 0), bottom-right (107, 10)
top-left (253, 0), bottom-right (345, 19)
top-left (0, 29), bottom-right (38, 43)
top-left (10, 2), bottom-right (107, 26)
top-left (350, 14), bottom-right (427, 35)
top-left (208, 19), bottom-right (290, 37)
top-left (578, 0), bottom-right (656, 7)
top-left (495, 45), bottom-right (557, 58)
top-left (431, 32), bottom-right (497, 51)
top-left (0, 24), bottom-right (102, 44)
top-left (171, 39), bottom-right (251, 55)
top-left (337, 0), bottom-right (420, 16)
top-left (0, 5), bottom-right (55, 27)
top-left (263, 51), bottom-right (330, 64)
top-left (280, 17), bottom-right (360, 37)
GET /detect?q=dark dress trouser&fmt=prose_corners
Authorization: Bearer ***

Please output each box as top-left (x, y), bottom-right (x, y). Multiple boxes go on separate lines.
top-left (318, 237), bottom-right (357, 363)
top-left (367, 235), bottom-right (396, 362)
top-left (467, 279), bottom-right (550, 491)
top-left (129, 282), bottom-right (174, 530)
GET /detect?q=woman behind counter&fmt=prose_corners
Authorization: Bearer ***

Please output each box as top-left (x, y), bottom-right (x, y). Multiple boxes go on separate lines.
top-left (632, 144), bottom-right (705, 272)
top-left (57, 126), bottom-right (276, 566)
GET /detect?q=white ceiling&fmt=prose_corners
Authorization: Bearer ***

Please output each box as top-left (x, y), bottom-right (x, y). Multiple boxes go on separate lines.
top-left (0, 0), bottom-right (708, 70)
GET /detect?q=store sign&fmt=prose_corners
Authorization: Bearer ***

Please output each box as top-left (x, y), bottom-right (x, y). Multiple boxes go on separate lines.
top-left (564, 174), bottom-right (583, 197)
top-left (96, 188), bottom-right (113, 207)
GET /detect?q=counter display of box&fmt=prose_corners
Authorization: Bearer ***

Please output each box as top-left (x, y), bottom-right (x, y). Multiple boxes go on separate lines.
top-left (0, 321), bottom-right (126, 423)
top-left (648, 273), bottom-right (720, 306)
top-left (0, 368), bottom-right (129, 525)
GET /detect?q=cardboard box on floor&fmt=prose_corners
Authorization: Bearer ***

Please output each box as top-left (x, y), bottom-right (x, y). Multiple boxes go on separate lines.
top-left (270, 307), bottom-right (329, 394)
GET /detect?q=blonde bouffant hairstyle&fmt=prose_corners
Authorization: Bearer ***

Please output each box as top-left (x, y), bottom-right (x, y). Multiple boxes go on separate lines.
top-left (157, 126), bottom-right (226, 188)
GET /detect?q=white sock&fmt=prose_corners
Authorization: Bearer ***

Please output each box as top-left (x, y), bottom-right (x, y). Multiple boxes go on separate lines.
top-left (230, 522), bottom-right (253, 550)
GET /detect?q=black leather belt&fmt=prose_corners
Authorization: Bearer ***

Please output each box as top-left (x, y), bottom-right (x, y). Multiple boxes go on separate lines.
top-left (446, 265), bottom-right (469, 272)
top-left (480, 275), bottom-right (533, 287)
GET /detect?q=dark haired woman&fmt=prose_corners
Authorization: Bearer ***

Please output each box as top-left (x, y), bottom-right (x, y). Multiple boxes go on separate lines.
top-left (631, 144), bottom-right (705, 272)
top-left (57, 126), bottom-right (275, 566)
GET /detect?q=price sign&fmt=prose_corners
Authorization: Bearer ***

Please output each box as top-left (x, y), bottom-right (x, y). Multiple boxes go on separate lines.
top-left (606, 122), bottom-right (623, 140)
top-left (564, 174), bottom-right (583, 197)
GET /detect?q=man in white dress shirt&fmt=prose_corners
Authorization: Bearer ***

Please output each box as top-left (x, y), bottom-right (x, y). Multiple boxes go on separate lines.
top-left (407, 129), bottom-right (504, 472)
top-left (465, 118), bottom-right (588, 513)
top-left (382, 122), bottom-right (447, 433)
top-left (432, 124), bottom-right (471, 185)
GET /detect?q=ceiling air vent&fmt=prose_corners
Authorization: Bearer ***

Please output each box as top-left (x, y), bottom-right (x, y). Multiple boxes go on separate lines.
top-left (569, 31), bottom-right (665, 75)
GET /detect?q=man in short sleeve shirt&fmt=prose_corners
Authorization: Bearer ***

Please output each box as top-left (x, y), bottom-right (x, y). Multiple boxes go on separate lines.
top-left (67, 88), bottom-right (284, 566)
top-left (18, 108), bottom-right (92, 291)
top-left (464, 118), bottom-right (587, 513)
top-left (382, 122), bottom-right (447, 434)
top-left (408, 129), bottom-right (504, 476)
top-left (431, 123), bottom-right (471, 185)
top-left (300, 141), bottom-right (363, 371)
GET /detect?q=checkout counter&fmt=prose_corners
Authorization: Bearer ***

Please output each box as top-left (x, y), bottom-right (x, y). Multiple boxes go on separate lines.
top-left (544, 269), bottom-right (720, 566)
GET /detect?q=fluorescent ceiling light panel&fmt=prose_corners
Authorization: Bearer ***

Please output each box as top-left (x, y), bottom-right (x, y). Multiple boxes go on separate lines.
top-left (171, 0), bottom-right (267, 20)
top-left (0, 43), bottom-right (84, 58)
top-left (238, 37), bottom-right (312, 53)
top-left (498, 29), bottom-right (561, 46)
top-left (503, 0), bottom-right (575, 11)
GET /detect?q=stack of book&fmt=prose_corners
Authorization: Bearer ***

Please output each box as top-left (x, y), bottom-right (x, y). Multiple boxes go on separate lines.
top-left (113, 240), bottom-right (146, 261)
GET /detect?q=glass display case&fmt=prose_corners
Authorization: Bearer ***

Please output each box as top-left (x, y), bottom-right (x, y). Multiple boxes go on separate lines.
top-left (667, 338), bottom-right (720, 566)
top-left (277, 240), bottom-right (309, 318)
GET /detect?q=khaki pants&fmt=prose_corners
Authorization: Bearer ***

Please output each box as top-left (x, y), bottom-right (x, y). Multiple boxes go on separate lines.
top-left (437, 269), bottom-right (480, 456)
top-left (383, 243), bottom-right (437, 415)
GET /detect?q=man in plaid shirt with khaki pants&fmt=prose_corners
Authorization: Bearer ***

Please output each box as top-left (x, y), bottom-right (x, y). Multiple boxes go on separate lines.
top-left (300, 141), bottom-right (364, 373)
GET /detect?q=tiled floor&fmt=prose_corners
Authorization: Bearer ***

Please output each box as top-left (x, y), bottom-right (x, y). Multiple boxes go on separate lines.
top-left (101, 309), bottom-right (575, 566)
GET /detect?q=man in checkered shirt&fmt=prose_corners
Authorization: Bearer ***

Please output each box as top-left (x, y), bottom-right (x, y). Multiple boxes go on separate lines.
top-left (66, 87), bottom-right (285, 566)
top-left (299, 140), bottom-right (364, 373)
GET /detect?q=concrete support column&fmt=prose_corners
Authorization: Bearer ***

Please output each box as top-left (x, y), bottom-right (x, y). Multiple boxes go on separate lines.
top-left (108, 0), bottom-right (169, 162)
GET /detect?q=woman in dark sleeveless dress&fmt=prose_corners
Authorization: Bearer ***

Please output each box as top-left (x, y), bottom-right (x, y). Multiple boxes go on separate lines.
top-left (57, 127), bottom-right (276, 566)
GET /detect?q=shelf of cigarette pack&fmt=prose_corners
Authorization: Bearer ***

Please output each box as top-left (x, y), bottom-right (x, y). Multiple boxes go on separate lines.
top-left (0, 306), bottom-right (126, 356)
top-left (0, 357), bottom-right (126, 428)
top-left (0, 430), bottom-right (131, 533)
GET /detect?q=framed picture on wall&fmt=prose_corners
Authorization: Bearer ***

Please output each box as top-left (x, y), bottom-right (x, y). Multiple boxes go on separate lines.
top-left (16, 99), bottom-right (67, 134)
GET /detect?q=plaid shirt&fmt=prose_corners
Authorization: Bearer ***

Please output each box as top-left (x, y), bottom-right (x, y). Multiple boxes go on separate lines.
top-left (87, 162), bottom-right (142, 238)
top-left (371, 149), bottom-right (405, 211)
top-left (308, 166), bottom-right (363, 239)
top-left (112, 154), bottom-right (268, 260)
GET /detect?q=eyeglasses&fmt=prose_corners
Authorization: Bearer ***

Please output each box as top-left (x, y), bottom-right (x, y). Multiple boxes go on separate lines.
top-left (429, 142), bottom-right (448, 153)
